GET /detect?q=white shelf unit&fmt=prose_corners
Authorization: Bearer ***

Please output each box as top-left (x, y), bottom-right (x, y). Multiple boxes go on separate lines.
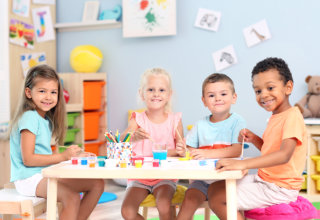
top-left (54, 20), bottom-right (122, 32)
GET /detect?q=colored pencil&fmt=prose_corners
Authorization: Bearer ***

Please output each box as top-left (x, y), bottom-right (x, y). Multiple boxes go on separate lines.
top-left (105, 133), bottom-right (112, 142)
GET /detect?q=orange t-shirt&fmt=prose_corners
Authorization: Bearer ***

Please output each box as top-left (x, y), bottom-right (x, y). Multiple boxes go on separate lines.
top-left (258, 107), bottom-right (307, 190)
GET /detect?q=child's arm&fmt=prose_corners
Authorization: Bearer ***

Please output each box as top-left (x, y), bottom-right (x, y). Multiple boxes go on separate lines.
top-left (216, 138), bottom-right (297, 172)
top-left (190, 143), bottom-right (242, 160)
top-left (239, 128), bottom-right (263, 151)
top-left (20, 130), bottom-right (82, 167)
top-left (168, 119), bottom-right (184, 156)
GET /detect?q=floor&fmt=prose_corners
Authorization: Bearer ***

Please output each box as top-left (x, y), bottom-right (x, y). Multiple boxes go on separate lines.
top-left (37, 179), bottom-right (212, 220)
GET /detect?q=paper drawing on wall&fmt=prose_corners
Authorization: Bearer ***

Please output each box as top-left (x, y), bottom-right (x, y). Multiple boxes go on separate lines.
top-left (194, 8), bottom-right (221, 32)
top-left (122, 0), bottom-right (176, 38)
top-left (243, 19), bottom-right (271, 47)
top-left (20, 53), bottom-right (46, 77)
top-left (32, 6), bottom-right (55, 42)
top-left (9, 19), bottom-right (34, 49)
top-left (12, 0), bottom-right (31, 17)
top-left (212, 45), bottom-right (238, 72)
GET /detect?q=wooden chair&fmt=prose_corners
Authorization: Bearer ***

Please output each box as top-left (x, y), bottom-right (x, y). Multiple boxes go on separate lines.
top-left (139, 185), bottom-right (211, 219)
top-left (0, 183), bottom-right (61, 220)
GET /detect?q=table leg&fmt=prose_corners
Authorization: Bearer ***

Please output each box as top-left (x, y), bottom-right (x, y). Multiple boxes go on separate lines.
top-left (226, 179), bottom-right (237, 220)
top-left (46, 178), bottom-right (58, 220)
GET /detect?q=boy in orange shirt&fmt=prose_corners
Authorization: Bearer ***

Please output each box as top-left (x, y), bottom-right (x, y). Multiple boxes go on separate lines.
top-left (208, 57), bottom-right (307, 220)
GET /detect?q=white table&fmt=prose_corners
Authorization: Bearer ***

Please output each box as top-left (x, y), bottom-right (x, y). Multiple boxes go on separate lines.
top-left (42, 160), bottom-right (245, 220)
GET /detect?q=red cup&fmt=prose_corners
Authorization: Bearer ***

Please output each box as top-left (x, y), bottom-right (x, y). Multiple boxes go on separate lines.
top-left (153, 159), bottom-right (160, 167)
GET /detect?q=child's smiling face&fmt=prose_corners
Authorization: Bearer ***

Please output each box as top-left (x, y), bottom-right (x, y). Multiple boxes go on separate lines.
top-left (202, 81), bottom-right (237, 120)
top-left (252, 69), bottom-right (293, 114)
top-left (25, 77), bottom-right (59, 118)
top-left (141, 75), bottom-right (172, 111)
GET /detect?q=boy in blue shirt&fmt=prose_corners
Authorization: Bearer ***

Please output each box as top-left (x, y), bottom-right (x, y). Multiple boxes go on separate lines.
top-left (177, 73), bottom-right (246, 220)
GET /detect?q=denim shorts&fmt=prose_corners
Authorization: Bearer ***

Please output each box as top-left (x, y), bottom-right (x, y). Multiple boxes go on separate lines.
top-left (127, 180), bottom-right (177, 193)
top-left (188, 180), bottom-right (210, 199)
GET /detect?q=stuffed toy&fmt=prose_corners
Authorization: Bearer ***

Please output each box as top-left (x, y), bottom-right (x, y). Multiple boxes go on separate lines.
top-left (295, 75), bottom-right (320, 118)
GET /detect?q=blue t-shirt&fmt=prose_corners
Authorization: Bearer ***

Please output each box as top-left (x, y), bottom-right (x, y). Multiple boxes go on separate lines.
top-left (186, 112), bottom-right (246, 150)
top-left (10, 110), bottom-right (52, 182)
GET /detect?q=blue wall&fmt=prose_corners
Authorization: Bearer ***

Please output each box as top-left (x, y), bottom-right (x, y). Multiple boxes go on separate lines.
top-left (57, 0), bottom-right (320, 158)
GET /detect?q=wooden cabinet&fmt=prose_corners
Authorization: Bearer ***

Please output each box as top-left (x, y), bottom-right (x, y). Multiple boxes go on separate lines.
top-left (300, 122), bottom-right (320, 202)
top-left (0, 141), bottom-right (10, 188)
top-left (58, 73), bottom-right (107, 155)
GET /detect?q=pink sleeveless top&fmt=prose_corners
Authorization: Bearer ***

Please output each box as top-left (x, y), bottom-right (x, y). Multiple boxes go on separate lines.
top-left (129, 111), bottom-right (182, 186)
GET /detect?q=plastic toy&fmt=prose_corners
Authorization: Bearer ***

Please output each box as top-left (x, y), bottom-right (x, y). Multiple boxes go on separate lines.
top-left (99, 5), bottom-right (122, 21)
top-left (63, 88), bottom-right (70, 103)
top-left (70, 45), bottom-right (103, 73)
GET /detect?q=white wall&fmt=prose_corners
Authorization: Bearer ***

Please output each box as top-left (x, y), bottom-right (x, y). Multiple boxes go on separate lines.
top-left (0, 0), bottom-right (10, 126)
top-left (56, 0), bottom-right (320, 158)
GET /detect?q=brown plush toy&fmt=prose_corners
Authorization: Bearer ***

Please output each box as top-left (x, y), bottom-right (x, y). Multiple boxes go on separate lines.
top-left (295, 75), bottom-right (320, 118)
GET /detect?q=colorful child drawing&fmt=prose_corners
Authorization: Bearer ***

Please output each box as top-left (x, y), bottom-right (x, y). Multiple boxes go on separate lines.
top-left (123, 0), bottom-right (176, 38)
top-left (12, 0), bottom-right (30, 17)
top-left (32, 6), bottom-right (55, 42)
top-left (9, 19), bottom-right (34, 49)
top-left (20, 53), bottom-right (47, 77)
top-left (37, 11), bottom-right (47, 37)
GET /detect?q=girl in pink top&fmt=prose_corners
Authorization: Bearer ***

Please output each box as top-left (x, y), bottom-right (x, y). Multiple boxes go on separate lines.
top-left (120, 68), bottom-right (185, 220)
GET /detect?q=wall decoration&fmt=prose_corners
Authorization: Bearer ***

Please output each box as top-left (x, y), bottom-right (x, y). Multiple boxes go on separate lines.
top-left (32, 6), bottom-right (55, 42)
top-left (123, 0), bottom-right (176, 38)
top-left (194, 8), bottom-right (221, 32)
top-left (12, 0), bottom-right (30, 17)
top-left (9, 19), bottom-right (34, 49)
top-left (99, 4), bottom-right (122, 21)
top-left (20, 52), bottom-right (46, 77)
top-left (33, 0), bottom-right (55, 4)
top-left (82, 1), bottom-right (100, 22)
top-left (243, 19), bottom-right (271, 47)
top-left (212, 45), bottom-right (238, 71)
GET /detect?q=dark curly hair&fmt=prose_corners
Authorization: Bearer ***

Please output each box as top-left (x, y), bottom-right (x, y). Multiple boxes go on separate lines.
top-left (251, 57), bottom-right (293, 84)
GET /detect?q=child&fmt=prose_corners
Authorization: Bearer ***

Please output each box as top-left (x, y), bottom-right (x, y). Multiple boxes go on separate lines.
top-left (9, 65), bottom-right (104, 220)
top-left (120, 68), bottom-right (185, 220)
top-left (176, 73), bottom-right (246, 220)
top-left (209, 57), bottom-right (307, 220)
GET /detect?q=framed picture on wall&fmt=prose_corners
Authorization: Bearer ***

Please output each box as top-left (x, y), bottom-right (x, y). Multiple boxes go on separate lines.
top-left (82, 1), bottom-right (100, 22)
top-left (122, 0), bottom-right (176, 38)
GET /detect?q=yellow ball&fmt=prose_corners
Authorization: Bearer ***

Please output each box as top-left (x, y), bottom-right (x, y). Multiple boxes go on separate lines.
top-left (70, 45), bottom-right (103, 73)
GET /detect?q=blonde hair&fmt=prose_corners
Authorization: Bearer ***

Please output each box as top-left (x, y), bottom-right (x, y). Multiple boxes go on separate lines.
top-left (139, 68), bottom-right (173, 112)
top-left (9, 64), bottom-right (66, 145)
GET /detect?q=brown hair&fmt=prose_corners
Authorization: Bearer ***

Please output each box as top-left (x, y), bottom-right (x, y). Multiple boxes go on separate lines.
top-left (202, 73), bottom-right (235, 96)
top-left (10, 64), bottom-right (66, 145)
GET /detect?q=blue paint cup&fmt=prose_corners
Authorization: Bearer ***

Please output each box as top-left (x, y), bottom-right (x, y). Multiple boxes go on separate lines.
top-left (81, 157), bottom-right (88, 165)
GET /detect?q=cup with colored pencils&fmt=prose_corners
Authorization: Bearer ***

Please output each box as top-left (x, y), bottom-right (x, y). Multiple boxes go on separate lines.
top-left (105, 130), bottom-right (133, 167)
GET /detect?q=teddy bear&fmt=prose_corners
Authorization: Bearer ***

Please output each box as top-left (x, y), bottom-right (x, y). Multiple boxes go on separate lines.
top-left (295, 75), bottom-right (320, 118)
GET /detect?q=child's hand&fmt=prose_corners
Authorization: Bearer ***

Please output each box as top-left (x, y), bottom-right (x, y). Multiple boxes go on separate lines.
top-left (63, 145), bottom-right (83, 160)
top-left (132, 127), bottom-right (151, 142)
top-left (215, 158), bottom-right (246, 172)
top-left (238, 129), bottom-right (255, 143)
top-left (175, 139), bottom-right (186, 156)
top-left (78, 151), bottom-right (96, 157)
top-left (189, 149), bottom-right (207, 160)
